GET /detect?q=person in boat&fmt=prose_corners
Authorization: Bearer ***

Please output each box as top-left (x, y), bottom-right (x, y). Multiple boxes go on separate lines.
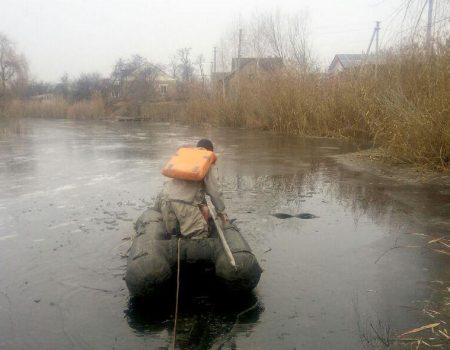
top-left (157, 139), bottom-right (228, 239)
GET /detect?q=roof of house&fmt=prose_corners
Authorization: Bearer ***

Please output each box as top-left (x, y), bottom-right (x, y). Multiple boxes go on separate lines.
top-left (231, 57), bottom-right (284, 71)
top-left (129, 62), bottom-right (175, 81)
top-left (211, 72), bottom-right (228, 81)
top-left (328, 54), bottom-right (380, 73)
top-left (221, 57), bottom-right (284, 81)
top-left (210, 57), bottom-right (284, 83)
top-left (155, 72), bottom-right (176, 82)
top-left (335, 54), bottom-right (365, 68)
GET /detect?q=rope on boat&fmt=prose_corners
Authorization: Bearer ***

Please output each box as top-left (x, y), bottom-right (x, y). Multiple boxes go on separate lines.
top-left (172, 238), bottom-right (181, 350)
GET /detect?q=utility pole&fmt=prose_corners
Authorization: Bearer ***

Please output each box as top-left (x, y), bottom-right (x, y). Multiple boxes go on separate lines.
top-left (237, 29), bottom-right (243, 70)
top-left (365, 21), bottom-right (381, 76)
top-left (236, 29), bottom-right (243, 99)
top-left (366, 21), bottom-right (381, 58)
top-left (220, 50), bottom-right (226, 100)
top-left (375, 21), bottom-right (380, 76)
top-left (426, 0), bottom-right (434, 52)
top-left (375, 21), bottom-right (380, 58)
top-left (213, 47), bottom-right (217, 74)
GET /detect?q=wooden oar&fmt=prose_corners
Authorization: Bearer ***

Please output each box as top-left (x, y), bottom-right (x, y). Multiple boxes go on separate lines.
top-left (207, 202), bottom-right (237, 270)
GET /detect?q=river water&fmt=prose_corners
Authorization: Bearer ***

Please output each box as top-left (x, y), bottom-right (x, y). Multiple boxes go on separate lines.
top-left (0, 118), bottom-right (449, 350)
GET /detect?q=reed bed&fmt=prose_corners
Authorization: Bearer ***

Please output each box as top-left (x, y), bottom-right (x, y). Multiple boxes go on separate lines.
top-left (66, 95), bottom-right (105, 119)
top-left (183, 48), bottom-right (450, 170)
top-left (140, 101), bottom-right (182, 121)
top-left (4, 98), bottom-right (69, 118)
top-left (3, 95), bottom-right (106, 120)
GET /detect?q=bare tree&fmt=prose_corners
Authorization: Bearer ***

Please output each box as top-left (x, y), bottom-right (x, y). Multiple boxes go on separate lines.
top-left (73, 73), bottom-right (102, 100)
top-left (0, 33), bottom-right (28, 96)
top-left (111, 58), bottom-right (127, 98)
top-left (26, 80), bottom-right (53, 98)
top-left (216, 10), bottom-right (315, 73)
top-left (110, 55), bottom-right (159, 100)
top-left (286, 12), bottom-right (314, 72)
top-left (216, 20), bottom-right (241, 72)
top-left (259, 10), bottom-right (314, 70)
top-left (177, 48), bottom-right (194, 82)
top-left (196, 54), bottom-right (206, 86)
top-left (169, 55), bottom-right (178, 78)
top-left (263, 10), bottom-right (286, 59)
top-left (54, 73), bottom-right (70, 98)
top-left (127, 63), bottom-right (159, 102)
top-left (247, 14), bottom-right (270, 58)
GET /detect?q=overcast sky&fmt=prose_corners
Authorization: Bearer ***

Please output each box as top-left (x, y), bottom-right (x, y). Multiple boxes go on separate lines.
top-left (0, 0), bottom-right (429, 82)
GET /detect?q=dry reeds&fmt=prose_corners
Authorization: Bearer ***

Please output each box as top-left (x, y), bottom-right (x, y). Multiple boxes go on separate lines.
top-left (67, 94), bottom-right (105, 119)
top-left (4, 98), bottom-right (68, 118)
top-left (183, 47), bottom-right (450, 169)
top-left (3, 94), bottom-right (107, 120)
top-left (140, 101), bottom-right (182, 121)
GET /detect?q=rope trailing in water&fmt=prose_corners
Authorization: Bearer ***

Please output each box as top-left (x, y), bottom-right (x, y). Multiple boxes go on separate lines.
top-left (216, 301), bottom-right (260, 350)
top-left (172, 238), bottom-right (181, 350)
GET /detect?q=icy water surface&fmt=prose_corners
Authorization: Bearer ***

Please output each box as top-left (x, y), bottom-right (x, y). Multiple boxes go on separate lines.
top-left (0, 118), bottom-right (449, 349)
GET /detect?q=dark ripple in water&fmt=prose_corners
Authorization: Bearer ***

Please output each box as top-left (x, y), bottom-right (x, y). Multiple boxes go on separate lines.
top-left (271, 213), bottom-right (319, 219)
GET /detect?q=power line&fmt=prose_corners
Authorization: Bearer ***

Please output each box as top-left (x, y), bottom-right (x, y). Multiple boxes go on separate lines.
top-left (382, 0), bottom-right (413, 23)
top-left (380, 14), bottom-right (448, 42)
top-left (426, 0), bottom-right (434, 47)
top-left (411, 0), bottom-right (429, 39)
top-left (378, 0), bottom-right (419, 48)
top-left (379, 0), bottom-right (450, 48)
top-left (314, 28), bottom-right (370, 36)
top-left (433, 16), bottom-right (450, 24)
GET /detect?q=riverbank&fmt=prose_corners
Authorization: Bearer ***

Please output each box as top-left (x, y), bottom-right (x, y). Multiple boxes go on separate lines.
top-left (334, 147), bottom-right (450, 349)
top-left (333, 147), bottom-right (450, 235)
top-left (333, 148), bottom-right (450, 186)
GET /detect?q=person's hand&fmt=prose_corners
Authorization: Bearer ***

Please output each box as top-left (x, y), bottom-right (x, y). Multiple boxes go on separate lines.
top-left (218, 212), bottom-right (229, 225)
top-left (199, 204), bottom-right (210, 221)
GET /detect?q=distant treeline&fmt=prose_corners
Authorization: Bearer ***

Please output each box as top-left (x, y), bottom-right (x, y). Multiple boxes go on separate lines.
top-left (0, 31), bottom-right (199, 118)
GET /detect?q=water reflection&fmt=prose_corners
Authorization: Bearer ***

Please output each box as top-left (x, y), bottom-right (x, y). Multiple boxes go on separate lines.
top-left (224, 161), bottom-right (450, 236)
top-left (126, 290), bottom-right (262, 350)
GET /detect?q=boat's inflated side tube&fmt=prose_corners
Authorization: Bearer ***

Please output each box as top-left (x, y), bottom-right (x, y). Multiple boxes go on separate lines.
top-left (126, 208), bottom-right (262, 296)
top-left (214, 223), bottom-right (262, 292)
top-left (125, 210), bottom-right (173, 297)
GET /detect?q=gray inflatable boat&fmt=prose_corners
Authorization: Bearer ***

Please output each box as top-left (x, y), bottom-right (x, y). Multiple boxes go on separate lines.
top-left (125, 208), bottom-right (262, 297)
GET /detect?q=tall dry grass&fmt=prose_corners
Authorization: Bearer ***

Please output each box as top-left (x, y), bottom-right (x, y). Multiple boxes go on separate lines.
top-left (3, 94), bottom-right (106, 119)
top-left (140, 101), bottom-right (182, 121)
top-left (4, 98), bottom-right (69, 118)
top-left (66, 95), bottom-right (105, 119)
top-left (183, 47), bottom-right (450, 170)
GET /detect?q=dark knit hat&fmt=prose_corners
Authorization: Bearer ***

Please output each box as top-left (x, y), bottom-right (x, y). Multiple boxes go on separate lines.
top-left (196, 139), bottom-right (214, 151)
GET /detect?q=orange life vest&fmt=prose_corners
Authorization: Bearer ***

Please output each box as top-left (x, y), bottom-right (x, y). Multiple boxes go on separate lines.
top-left (161, 147), bottom-right (217, 181)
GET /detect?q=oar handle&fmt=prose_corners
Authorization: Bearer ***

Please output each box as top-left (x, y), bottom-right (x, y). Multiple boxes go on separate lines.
top-left (207, 202), bottom-right (237, 270)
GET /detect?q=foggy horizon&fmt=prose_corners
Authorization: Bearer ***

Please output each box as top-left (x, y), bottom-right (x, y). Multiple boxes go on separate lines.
top-left (0, 0), bottom-right (444, 82)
